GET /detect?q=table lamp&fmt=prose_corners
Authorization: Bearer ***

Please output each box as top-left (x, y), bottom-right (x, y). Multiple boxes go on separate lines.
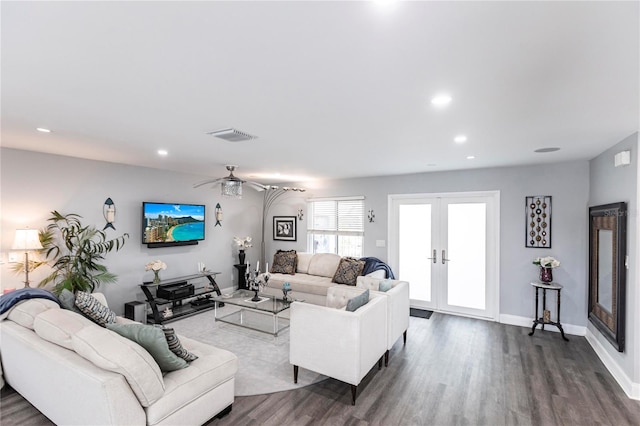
top-left (12, 228), bottom-right (43, 288)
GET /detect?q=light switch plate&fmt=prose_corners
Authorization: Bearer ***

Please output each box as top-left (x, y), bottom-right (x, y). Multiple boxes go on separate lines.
top-left (8, 252), bottom-right (19, 263)
top-left (376, 240), bottom-right (386, 248)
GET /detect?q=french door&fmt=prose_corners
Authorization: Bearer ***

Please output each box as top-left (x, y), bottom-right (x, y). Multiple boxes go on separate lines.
top-left (389, 191), bottom-right (500, 320)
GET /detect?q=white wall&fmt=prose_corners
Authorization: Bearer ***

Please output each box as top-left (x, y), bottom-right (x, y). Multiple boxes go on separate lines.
top-left (587, 132), bottom-right (639, 398)
top-left (0, 148), bottom-right (263, 315)
top-left (266, 160), bottom-right (591, 327)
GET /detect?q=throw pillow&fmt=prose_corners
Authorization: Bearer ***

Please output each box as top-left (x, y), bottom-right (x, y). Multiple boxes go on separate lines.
top-left (379, 279), bottom-right (393, 292)
top-left (346, 290), bottom-right (370, 312)
top-left (58, 288), bottom-right (85, 315)
top-left (106, 323), bottom-right (188, 372)
top-left (75, 291), bottom-right (116, 327)
top-left (160, 327), bottom-right (198, 362)
top-left (332, 257), bottom-right (365, 286)
top-left (271, 250), bottom-right (297, 275)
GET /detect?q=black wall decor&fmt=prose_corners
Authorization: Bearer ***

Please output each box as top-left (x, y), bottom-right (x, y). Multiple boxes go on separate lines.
top-left (525, 196), bottom-right (552, 248)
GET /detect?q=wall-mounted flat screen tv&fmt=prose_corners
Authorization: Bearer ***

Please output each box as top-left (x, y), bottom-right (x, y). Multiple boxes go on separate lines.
top-left (142, 202), bottom-right (205, 247)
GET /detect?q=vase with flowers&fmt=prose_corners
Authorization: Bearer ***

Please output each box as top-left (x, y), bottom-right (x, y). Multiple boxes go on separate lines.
top-left (234, 236), bottom-right (253, 264)
top-left (533, 256), bottom-right (560, 283)
top-left (145, 260), bottom-right (167, 284)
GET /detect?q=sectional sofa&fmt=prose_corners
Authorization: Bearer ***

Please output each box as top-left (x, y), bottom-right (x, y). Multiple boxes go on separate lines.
top-left (0, 293), bottom-right (237, 426)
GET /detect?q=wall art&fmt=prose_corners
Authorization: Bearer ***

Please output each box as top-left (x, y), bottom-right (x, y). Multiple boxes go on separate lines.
top-left (525, 196), bottom-right (552, 248)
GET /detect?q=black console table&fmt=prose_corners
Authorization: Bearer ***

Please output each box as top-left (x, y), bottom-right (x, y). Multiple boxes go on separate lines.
top-left (528, 281), bottom-right (569, 341)
top-left (140, 272), bottom-right (223, 324)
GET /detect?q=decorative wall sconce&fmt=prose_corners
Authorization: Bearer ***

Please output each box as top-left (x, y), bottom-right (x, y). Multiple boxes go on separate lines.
top-left (368, 209), bottom-right (375, 223)
top-left (215, 203), bottom-right (223, 227)
top-left (298, 209), bottom-right (304, 221)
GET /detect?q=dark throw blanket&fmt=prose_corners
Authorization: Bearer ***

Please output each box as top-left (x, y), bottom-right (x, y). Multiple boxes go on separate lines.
top-left (360, 257), bottom-right (396, 279)
top-left (0, 288), bottom-right (60, 315)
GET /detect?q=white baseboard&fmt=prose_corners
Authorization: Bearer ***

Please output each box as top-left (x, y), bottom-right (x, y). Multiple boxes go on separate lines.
top-left (584, 328), bottom-right (640, 400)
top-left (499, 314), bottom-right (586, 336)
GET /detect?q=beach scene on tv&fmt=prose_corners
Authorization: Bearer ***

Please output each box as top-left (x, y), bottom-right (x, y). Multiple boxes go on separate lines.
top-left (143, 203), bottom-right (205, 243)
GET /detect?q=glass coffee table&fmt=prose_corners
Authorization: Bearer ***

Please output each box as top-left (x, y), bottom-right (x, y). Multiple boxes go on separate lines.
top-left (211, 289), bottom-right (299, 336)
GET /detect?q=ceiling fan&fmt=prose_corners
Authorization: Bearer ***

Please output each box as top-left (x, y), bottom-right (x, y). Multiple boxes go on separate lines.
top-left (193, 165), bottom-right (267, 198)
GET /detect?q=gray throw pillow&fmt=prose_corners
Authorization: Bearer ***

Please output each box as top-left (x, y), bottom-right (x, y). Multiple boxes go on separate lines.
top-left (346, 290), bottom-right (369, 312)
top-left (58, 289), bottom-right (85, 315)
top-left (106, 323), bottom-right (188, 372)
top-left (379, 279), bottom-right (393, 292)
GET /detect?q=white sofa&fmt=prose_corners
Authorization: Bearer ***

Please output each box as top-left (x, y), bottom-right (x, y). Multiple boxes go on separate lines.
top-left (356, 276), bottom-right (410, 366)
top-left (289, 285), bottom-right (388, 405)
top-left (0, 294), bottom-right (238, 426)
top-left (263, 252), bottom-right (387, 305)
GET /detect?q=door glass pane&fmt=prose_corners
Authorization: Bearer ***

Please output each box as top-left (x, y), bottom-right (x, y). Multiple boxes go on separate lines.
top-left (447, 203), bottom-right (486, 309)
top-left (399, 204), bottom-right (432, 302)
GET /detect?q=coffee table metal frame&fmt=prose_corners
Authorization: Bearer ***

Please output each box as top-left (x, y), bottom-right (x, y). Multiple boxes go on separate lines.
top-left (211, 289), bottom-right (297, 336)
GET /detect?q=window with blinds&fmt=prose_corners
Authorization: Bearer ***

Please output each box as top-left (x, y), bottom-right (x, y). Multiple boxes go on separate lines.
top-left (307, 197), bottom-right (364, 257)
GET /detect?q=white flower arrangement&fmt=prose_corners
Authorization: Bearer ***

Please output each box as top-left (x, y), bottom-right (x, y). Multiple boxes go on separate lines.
top-left (145, 260), bottom-right (167, 271)
top-left (234, 236), bottom-right (253, 249)
top-left (533, 256), bottom-right (560, 268)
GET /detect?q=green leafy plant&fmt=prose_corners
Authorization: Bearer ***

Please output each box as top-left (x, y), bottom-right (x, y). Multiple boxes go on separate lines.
top-left (37, 211), bottom-right (129, 294)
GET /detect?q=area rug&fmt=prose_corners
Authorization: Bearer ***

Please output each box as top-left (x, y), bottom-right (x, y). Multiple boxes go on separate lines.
top-left (410, 308), bottom-right (433, 319)
top-left (169, 307), bottom-right (326, 396)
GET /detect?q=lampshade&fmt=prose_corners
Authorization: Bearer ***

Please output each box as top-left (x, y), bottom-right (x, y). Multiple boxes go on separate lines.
top-left (12, 229), bottom-right (43, 251)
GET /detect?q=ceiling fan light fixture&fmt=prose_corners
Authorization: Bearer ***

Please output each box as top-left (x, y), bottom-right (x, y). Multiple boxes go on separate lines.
top-left (221, 179), bottom-right (243, 198)
top-left (206, 128), bottom-right (257, 142)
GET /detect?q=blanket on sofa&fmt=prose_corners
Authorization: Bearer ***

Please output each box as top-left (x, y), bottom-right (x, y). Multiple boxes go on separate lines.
top-left (0, 288), bottom-right (59, 318)
top-left (360, 257), bottom-right (395, 279)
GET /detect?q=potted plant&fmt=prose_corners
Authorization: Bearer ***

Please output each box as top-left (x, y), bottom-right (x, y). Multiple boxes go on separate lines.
top-left (37, 211), bottom-right (129, 295)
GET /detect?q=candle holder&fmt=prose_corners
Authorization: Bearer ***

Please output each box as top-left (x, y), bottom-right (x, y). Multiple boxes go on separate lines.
top-left (246, 266), bottom-right (270, 302)
top-left (282, 282), bottom-right (292, 302)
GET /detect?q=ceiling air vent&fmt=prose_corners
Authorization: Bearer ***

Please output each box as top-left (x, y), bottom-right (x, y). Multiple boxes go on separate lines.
top-left (206, 128), bottom-right (257, 142)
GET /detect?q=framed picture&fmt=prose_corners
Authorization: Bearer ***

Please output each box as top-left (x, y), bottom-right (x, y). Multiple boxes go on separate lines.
top-left (525, 196), bottom-right (552, 248)
top-left (273, 216), bottom-right (297, 241)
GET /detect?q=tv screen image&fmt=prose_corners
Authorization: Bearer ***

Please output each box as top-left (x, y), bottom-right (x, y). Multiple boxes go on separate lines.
top-left (142, 202), bottom-right (205, 244)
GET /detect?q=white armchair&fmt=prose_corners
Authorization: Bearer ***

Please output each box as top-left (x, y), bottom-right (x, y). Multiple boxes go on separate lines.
top-left (356, 276), bottom-right (410, 366)
top-left (289, 286), bottom-right (388, 405)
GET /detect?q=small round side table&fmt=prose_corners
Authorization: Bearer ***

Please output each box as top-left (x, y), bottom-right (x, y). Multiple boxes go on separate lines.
top-left (528, 281), bottom-right (569, 341)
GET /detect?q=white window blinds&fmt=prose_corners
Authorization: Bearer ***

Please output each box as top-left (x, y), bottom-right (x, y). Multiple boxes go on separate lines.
top-left (307, 197), bottom-right (364, 257)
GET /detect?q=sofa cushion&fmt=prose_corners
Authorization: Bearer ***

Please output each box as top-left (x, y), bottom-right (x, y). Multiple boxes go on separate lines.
top-left (307, 253), bottom-right (342, 278)
top-left (34, 308), bottom-right (97, 350)
top-left (296, 252), bottom-right (313, 274)
top-left (160, 327), bottom-right (198, 362)
top-left (332, 257), bottom-right (365, 286)
top-left (268, 273), bottom-right (335, 296)
top-left (75, 291), bottom-right (116, 327)
top-left (271, 250), bottom-right (297, 275)
top-left (346, 289), bottom-right (370, 312)
top-left (6, 298), bottom-right (60, 330)
top-left (71, 326), bottom-right (165, 407)
top-left (106, 323), bottom-right (188, 372)
top-left (146, 336), bottom-right (238, 425)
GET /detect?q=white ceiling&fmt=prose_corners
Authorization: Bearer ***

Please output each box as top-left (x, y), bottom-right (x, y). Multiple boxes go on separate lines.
top-left (2, 1), bottom-right (638, 184)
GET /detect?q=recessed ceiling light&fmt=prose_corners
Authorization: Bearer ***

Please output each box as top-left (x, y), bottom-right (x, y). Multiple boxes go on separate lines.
top-left (534, 147), bottom-right (560, 153)
top-left (36, 127), bottom-right (51, 133)
top-left (157, 150), bottom-right (168, 156)
top-left (467, 156), bottom-right (475, 160)
top-left (431, 94), bottom-right (452, 107)
top-left (454, 135), bottom-right (467, 143)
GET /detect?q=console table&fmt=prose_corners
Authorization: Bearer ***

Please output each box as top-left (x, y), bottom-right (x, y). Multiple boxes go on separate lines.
top-left (528, 281), bottom-right (569, 341)
top-left (140, 272), bottom-right (223, 324)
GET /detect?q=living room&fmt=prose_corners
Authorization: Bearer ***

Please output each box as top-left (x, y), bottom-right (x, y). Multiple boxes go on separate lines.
top-left (1, 1), bottom-right (639, 425)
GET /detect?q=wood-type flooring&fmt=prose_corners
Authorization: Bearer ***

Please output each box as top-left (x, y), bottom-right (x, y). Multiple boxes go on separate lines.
top-left (2, 313), bottom-right (639, 425)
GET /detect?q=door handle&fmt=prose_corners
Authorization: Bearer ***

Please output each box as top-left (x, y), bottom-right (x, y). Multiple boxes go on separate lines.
top-left (442, 249), bottom-right (451, 264)
top-left (427, 249), bottom-right (437, 264)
